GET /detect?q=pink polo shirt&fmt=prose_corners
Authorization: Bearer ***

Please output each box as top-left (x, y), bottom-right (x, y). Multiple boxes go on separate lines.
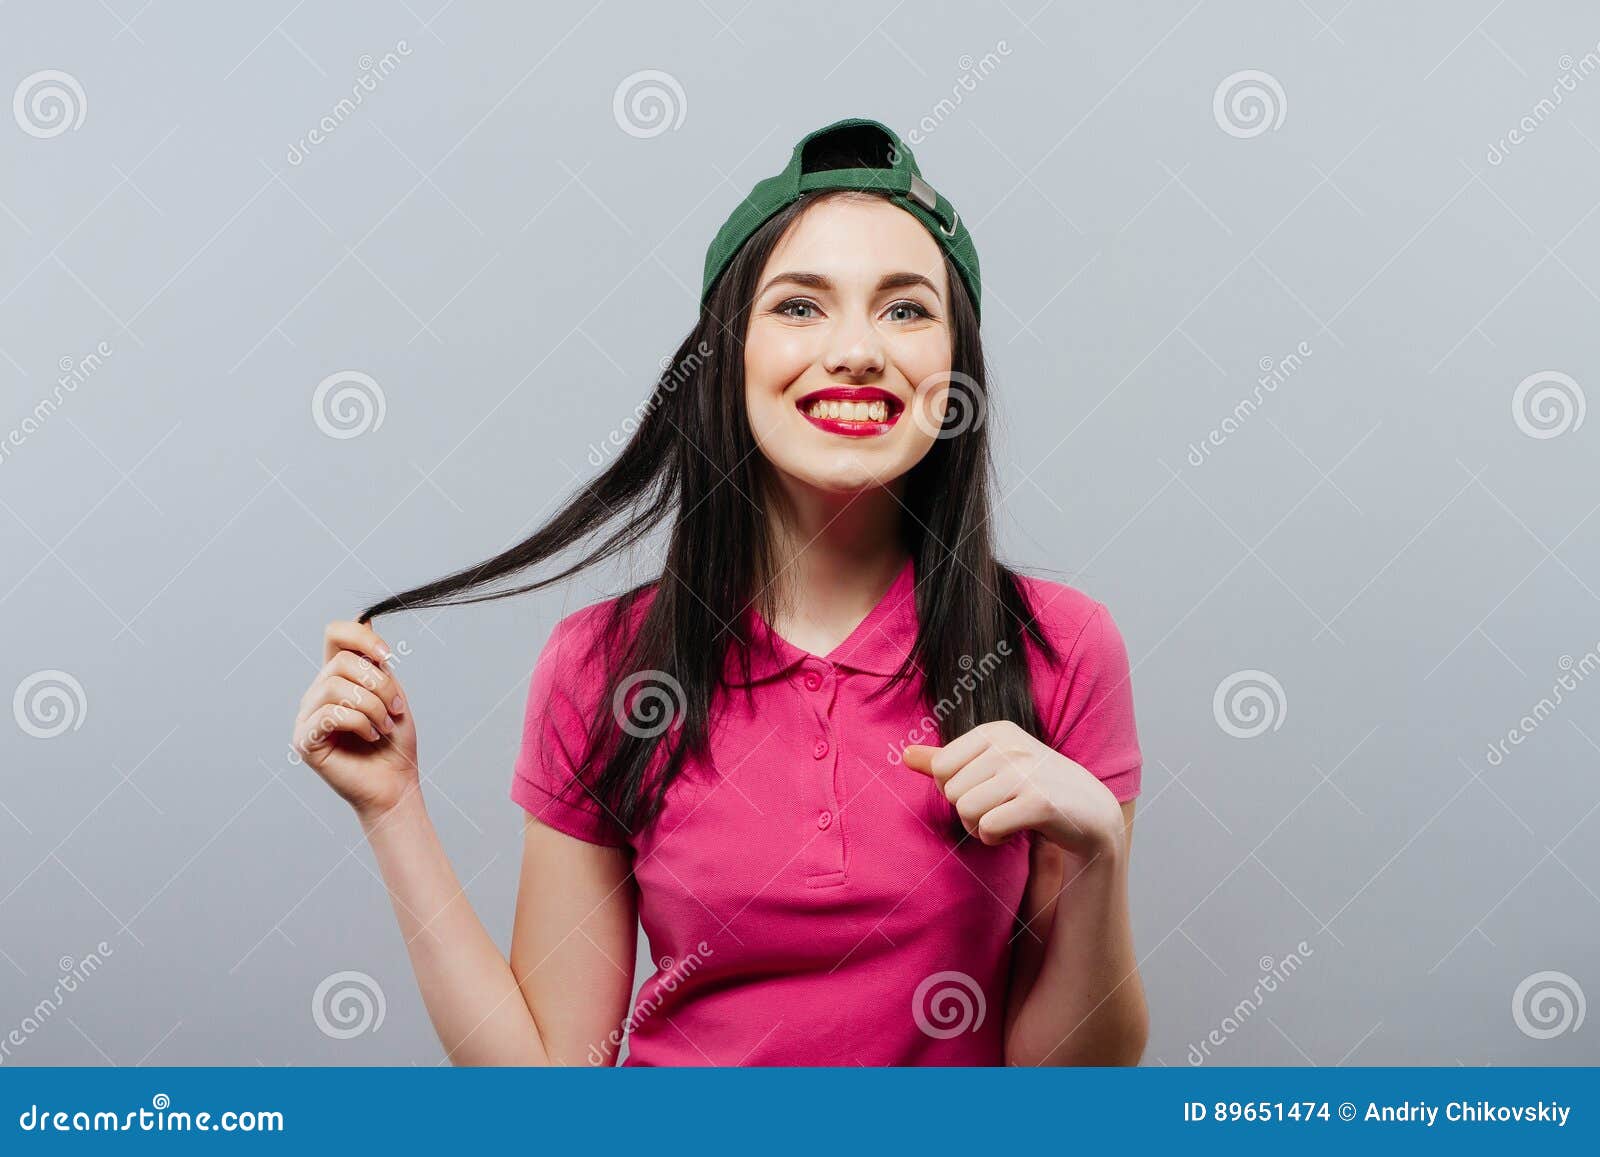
top-left (509, 556), bottom-right (1141, 1066)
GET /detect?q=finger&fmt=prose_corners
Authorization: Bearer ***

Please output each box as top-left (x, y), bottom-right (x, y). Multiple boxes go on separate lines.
top-left (321, 649), bottom-right (406, 717)
top-left (323, 619), bottom-right (395, 672)
top-left (927, 724), bottom-right (998, 778)
top-left (297, 700), bottom-right (384, 752)
top-left (952, 766), bottom-right (1018, 828)
top-left (952, 769), bottom-right (1016, 834)
top-left (942, 747), bottom-right (1007, 803)
top-left (303, 675), bottom-right (396, 737)
top-left (975, 797), bottom-right (1034, 846)
top-left (300, 652), bottom-right (384, 722)
top-left (903, 725), bottom-right (996, 782)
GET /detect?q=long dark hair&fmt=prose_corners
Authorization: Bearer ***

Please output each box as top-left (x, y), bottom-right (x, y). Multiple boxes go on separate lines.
top-left (357, 187), bottom-right (1062, 838)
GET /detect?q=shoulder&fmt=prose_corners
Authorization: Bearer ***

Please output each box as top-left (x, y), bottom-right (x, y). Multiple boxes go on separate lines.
top-left (542, 581), bottom-right (660, 657)
top-left (1008, 568), bottom-right (1135, 712)
top-left (1010, 570), bottom-right (1118, 661)
top-left (1010, 570), bottom-right (1143, 797)
top-left (528, 581), bottom-right (661, 707)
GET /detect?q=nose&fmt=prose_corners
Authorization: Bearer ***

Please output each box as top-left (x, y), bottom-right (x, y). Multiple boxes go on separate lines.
top-left (823, 316), bottom-right (884, 380)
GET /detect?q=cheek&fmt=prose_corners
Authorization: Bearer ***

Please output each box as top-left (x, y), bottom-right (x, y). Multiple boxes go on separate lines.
top-left (744, 324), bottom-right (814, 394)
top-left (900, 341), bottom-right (956, 440)
top-left (896, 332), bottom-right (953, 392)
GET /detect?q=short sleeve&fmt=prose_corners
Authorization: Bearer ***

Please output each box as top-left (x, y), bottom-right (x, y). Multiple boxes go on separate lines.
top-left (1044, 602), bottom-right (1143, 802)
top-left (510, 614), bottom-right (630, 847)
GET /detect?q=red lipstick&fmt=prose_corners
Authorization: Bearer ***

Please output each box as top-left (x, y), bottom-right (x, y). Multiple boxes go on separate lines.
top-left (796, 386), bottom-right (903, 438)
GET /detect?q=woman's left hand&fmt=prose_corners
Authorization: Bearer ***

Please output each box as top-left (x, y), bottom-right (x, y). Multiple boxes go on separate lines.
top-left (902, 720), bottom-right (1124, 856)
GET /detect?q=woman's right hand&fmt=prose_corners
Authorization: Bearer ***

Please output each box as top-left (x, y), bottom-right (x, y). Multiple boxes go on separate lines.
top-left (292, 620), bottom-right (418, 820)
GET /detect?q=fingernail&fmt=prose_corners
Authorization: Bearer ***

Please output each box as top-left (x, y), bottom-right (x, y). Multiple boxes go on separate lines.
top-left (391, 695), bottom-right (405, 715)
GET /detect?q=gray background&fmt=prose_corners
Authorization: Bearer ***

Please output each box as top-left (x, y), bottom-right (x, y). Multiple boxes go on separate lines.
top-left (2, 0), bottom-right (1597, 1066)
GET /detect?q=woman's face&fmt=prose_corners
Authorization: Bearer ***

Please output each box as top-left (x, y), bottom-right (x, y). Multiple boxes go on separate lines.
top-left (743, 194), bottom-right (953, 497)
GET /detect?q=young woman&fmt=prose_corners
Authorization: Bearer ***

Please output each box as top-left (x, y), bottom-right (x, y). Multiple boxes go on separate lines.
top-left (291, 118), bottom-right (1148, 1066)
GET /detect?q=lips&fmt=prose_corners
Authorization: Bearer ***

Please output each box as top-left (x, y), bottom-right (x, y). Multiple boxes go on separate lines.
top-left (795, 386), bottom-right (904, 438)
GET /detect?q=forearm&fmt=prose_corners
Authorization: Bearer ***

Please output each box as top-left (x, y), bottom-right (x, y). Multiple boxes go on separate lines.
top-left (1005, 838), bottom-right (1148, 1066)
top-left (359, 790), bottom-right (550, 1065)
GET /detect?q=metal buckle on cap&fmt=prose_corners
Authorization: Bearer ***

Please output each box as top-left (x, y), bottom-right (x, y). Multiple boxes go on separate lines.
top-left (907, 174), bottom-right (937, 211)
top-left (907, 174), bottom-right (958, 236)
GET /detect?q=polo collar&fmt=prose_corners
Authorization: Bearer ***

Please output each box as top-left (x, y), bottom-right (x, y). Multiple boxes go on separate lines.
top-left (721, 555), bottom-right (919, 686)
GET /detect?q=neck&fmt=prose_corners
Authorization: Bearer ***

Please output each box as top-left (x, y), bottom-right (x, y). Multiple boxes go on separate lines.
top-left (760, 481), bottom-right (911, 636)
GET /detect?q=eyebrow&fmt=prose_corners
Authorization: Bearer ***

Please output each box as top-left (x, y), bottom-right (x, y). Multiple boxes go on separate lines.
top-left (756, 270), bottom-right (942, 300)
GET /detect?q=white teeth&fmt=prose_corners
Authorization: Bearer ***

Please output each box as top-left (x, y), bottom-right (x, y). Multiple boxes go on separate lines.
top-left (805, 399), bottom-right (889, 422)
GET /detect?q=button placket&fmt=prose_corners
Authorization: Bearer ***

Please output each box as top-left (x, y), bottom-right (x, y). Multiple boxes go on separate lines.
top-left (797, 660), bottom-right (846, 885)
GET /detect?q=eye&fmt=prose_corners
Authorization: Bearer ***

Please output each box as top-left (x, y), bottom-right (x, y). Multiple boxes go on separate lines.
top-left (774, 297), bottom-right (821, 319)
top-left (884, 299), bottom-right (932, 322)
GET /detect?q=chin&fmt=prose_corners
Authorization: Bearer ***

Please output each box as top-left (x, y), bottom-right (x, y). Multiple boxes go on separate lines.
top-left (793, 461), bottom-right (904, 496)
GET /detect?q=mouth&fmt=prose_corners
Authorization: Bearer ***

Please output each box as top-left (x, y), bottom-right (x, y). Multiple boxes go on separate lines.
top-left (795, 387), bottom-right (904, 438)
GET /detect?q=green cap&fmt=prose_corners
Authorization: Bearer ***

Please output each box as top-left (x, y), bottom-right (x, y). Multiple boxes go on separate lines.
top-left (700, 117), bottom-right (981, 320)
